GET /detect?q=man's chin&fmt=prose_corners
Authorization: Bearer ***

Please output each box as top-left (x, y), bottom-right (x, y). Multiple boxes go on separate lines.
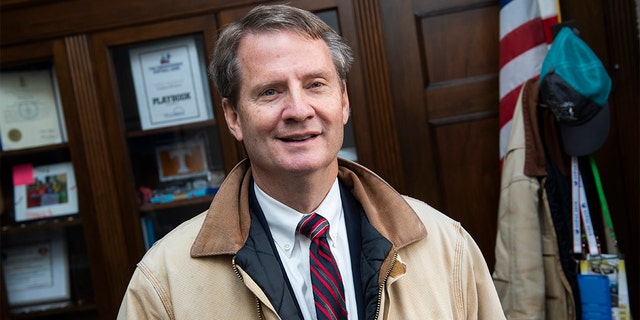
top-left (277, 157), bottom-right (337, 175)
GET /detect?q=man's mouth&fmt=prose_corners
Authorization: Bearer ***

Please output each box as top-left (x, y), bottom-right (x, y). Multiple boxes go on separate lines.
top-left (280, 134), bottom-right (318, 142)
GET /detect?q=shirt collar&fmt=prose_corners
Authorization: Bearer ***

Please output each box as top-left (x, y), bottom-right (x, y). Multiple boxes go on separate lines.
top-left (254, 179), bottom-right (342, 254)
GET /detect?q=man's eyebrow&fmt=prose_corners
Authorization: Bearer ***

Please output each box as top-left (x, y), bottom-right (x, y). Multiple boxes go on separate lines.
top-left (254, 79), bottom-right (286, 90)
top-left (306, 70), bottom-right (332, 79)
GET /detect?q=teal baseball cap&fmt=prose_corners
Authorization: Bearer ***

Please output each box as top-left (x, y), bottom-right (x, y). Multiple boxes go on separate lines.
top-left (539, 27), bottom-right (612, 156)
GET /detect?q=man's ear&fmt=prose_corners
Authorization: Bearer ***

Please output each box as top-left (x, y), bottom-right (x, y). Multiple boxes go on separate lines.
top-left (341, 82), bottom-right (350, 125)
top-left (222, 98), bottom-right (243, 141)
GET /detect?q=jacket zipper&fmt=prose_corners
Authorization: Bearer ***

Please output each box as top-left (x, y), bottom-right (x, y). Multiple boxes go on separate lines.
top-left (374, 251), bottom-right (398, 319)
top-left (232, 256), bottom-right (264, 320)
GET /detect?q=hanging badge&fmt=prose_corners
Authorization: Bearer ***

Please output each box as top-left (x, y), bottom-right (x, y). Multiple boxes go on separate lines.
top-left (580, 255), bottom-right (631, 320)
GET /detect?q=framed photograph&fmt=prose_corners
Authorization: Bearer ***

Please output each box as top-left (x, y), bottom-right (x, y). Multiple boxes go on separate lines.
top-left (129, 36), bottom-right (213, 130)
top-left (13, 162), bottom-right (79, 222)
top-left (155, 138), bottom-right (210, 182)
top-left (1, 229), bottom-right (71, 307)
top-left (0, 68), bottom-right (67, 151)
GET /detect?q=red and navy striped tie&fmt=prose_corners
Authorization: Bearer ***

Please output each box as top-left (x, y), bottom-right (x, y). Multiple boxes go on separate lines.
top-left (297, 213), bottom-right (348, 320)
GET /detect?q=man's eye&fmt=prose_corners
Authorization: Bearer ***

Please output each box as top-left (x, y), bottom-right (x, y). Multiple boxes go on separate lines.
top-left (262, 89), bottom-right (277, 96)
top-left (310, 82), bottom-right (323, 88)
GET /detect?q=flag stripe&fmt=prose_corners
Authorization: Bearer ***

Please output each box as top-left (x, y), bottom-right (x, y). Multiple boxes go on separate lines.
top-left (499, 19), bottom-right (547, 69)
top-left (541, 15), bottom-right (558, 42)
top-left (500, 0), bottom-right (541, 39)
top-left (499, 43), bottom-right (548, 99)
top-left (499, 0), bottom-right (558, 159)
top-left (499, 85), bottom-right (523, 128)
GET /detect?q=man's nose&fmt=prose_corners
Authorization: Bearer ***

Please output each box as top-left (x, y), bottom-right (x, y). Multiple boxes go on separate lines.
top-left (282, 88), bottom-right (315, 121)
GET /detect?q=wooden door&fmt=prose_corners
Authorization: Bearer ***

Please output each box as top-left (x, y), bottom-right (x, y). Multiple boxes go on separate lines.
top-left (375, 0), bottom-right (501, 267)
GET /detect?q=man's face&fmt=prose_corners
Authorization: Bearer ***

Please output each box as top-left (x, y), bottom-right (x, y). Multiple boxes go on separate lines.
top-left (222, 30), bottom-right (350, 181)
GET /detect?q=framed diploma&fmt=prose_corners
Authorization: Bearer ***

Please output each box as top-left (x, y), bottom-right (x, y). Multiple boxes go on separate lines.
top-left (1, 229), bottom-right (71, 307)
top-left (129, 36), bottom-right (213, 130)
top-left (155, 138), bottom-right (210, 182)
top-left (13, 162), bottom-right (79, 222)
top-left (0, 68), bottom-right (67, 151)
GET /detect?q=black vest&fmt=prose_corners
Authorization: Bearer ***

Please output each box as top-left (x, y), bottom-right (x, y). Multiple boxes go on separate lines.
top-left (234, 180), bottom-right (392, 319)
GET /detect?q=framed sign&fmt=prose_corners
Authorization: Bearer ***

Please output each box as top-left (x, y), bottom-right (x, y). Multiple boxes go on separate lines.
top-left (13, 162), bottom-right (79, 222)
top-left (129, 36), bottom-right (213, 130)
top-left (155, 138), bottom-right (210, 182)
top-left (1, 229), bottom-right (71, 307)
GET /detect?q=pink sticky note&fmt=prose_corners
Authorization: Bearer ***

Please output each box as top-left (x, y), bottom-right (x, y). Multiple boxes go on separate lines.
top-left (13, 164), bottom-right (35, 186)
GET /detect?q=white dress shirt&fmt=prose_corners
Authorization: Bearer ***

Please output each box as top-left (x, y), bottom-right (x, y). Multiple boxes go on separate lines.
top-left (254, 179), bottom-right (356, 319)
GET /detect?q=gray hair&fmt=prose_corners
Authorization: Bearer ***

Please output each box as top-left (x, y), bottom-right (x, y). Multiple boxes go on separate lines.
top-left (208, 4), bottom-right (354, 108)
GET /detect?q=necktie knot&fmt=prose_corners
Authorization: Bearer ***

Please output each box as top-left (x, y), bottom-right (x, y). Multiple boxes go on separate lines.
top-left (297, 213), bottom-right (329, 240)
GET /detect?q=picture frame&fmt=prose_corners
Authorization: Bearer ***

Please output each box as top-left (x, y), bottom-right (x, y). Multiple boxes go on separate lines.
top-left (0, 67), bottom-right (67, 151)
top-left (1, 228), bottom-right (71, 308)
top-left (13, 162), bottom-right (79, 222)
top-left (129, 36), bottom-right (213, 130)
top-left (155, 138), bottom-right (210, 182)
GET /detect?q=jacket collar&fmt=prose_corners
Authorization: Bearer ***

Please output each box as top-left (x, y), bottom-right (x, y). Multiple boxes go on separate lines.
top-left (519, 78), bottom-right (570, 177)
top-left (191, 158), bottom-right (427, 257)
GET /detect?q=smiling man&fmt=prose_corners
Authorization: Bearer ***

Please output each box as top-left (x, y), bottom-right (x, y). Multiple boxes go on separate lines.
top-left (117, 4), bottom-right (505, 320)
top-left (223, 28), bottom-right (349, 214)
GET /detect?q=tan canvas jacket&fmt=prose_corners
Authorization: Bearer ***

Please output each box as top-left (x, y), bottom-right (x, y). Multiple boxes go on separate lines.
top-left (493, 79), bottom-right (576, 320)
top-left (118, 159), bottom-right (505, 319)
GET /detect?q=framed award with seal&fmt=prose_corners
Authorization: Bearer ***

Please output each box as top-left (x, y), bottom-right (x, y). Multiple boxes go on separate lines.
top-left (129, 36), bottom-right (213, 130)
top-left (0, 68), bottom-right (67, 151)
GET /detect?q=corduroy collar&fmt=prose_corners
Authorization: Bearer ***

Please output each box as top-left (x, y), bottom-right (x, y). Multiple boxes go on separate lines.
top-left (191, 158), bottom-right (426, 257)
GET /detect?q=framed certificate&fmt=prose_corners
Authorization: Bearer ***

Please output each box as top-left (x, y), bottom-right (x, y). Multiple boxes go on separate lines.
top-left (0, 68), bottom-right (67, 151)
top-left (155, 138), bottom-right (210, 182)
top-left (129, 36), bottom-right (213, 130)
top-left (1, 229), bottom-right (71, 307)
top-left (13, 162), bottom-right (79, 222)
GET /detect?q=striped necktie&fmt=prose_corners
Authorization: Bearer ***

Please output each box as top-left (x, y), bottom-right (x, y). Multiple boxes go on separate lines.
top-left (297, 213), bottom-right (348, 320)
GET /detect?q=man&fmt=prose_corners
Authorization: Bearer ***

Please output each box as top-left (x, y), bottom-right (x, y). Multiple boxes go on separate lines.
top-left (118, 4), bottom-right (505, 319)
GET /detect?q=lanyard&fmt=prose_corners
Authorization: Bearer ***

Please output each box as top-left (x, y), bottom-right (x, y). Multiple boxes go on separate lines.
top-left (571, 157), bottom-right (600, 255)
top-left (589, 156), bottom-right (618, 254)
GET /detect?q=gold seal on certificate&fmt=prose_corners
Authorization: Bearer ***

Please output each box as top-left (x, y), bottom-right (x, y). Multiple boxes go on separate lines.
top-left (0, 69), bottom-right (67, 151)
top-left (129, 36), bottom-right (213, 130)
top-left (8, 128), bottom-right (22, 142)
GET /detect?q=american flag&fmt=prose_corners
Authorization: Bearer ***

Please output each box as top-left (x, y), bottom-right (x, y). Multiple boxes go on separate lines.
top-left (499, 0), bottom-right (559, 160)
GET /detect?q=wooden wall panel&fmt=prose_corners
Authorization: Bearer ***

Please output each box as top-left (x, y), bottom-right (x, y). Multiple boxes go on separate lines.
top-left (418, 5), bottom-right (499, 119)
top-left (432, 117), bottom-right (500, 266)
top-left (560, 0), bottom-right (639, 314)
top-left (378, 0), bottom-right (440, 207)
top-left (426, 79), bottom-right (498, 119)
top-left (0, 0), bottom-right (257, 45)
top-left (352, 0), bottom-right (405, 189)
top-left (418, 6), bottom-right (498, 83)
top-left (379, 0), bottom-right (501, 266)
top-left (64, 35), bottom-right (132, 318)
